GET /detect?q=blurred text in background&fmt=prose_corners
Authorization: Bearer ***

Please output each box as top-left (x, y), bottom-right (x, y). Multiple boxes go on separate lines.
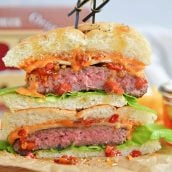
top-left (0, 0), bottom-right (89, 115)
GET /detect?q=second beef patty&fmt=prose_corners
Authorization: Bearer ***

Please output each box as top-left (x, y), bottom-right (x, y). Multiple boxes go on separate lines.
top-left (13, 126), bottom-right (128, 155)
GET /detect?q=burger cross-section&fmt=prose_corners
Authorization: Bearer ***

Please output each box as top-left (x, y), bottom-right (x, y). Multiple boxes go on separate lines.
top-left (0, 22), bottom-right (172, 160)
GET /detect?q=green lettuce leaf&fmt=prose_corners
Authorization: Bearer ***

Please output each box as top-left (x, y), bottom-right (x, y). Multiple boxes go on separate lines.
top-left (35, 145), bottom-right (104, 154)
top-left (117, 124), bottom-right (172, 150)
top-left (0, 87), bottom-right (156, 114)
top-left (0, 140), bottom-right (15, 153)
top-left (70, 145), bottom-right (103, 152)
top-left (124, 94), bottom-right (156, 114)
top-left (0, 87), bottom-right (19, 96)
top-left (46, 90), bottom-right (106, 100)
top-left (0, 86), bottom-right (106, 98)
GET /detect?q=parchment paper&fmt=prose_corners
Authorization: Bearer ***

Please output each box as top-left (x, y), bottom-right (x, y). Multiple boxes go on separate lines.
top-left (0, 145), bottom-right (172, 172)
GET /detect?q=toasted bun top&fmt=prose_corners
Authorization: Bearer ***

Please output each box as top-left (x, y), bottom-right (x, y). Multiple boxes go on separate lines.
top-left (3, 22), bottom-right (151, 70)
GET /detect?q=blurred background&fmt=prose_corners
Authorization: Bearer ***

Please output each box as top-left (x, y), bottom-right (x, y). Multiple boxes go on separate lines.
top-left (0, 0), bottom-right (172, 28)
top-left (0, 0), bottom-right (172, 119)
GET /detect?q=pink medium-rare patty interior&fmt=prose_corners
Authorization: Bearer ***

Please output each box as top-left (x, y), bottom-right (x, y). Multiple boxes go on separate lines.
top-left (27, 66), bottom-right (147, 97)
top-left (13, 126), bottom-right (128, 155)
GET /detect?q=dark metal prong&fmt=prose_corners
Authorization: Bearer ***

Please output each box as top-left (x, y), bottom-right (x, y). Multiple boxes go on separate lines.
top-left (83, 0), bottom-right (110, 22)
top-left (75, 0), bottom-right (81, 29)
top-left (68, 0), bottom-right (90, 16)
top-left (92, 0), bottom-right (97, 23)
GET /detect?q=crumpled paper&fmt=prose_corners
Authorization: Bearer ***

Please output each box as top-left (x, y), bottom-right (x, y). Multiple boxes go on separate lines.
top-left (0, 146), bottom-right (172, 172)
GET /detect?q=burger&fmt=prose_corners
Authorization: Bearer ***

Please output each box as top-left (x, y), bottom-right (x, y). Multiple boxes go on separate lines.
top-left (0, 22), bottom-right (171, 160)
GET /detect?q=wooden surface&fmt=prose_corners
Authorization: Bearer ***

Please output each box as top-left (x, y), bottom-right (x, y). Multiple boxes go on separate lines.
top-left (0, 166), bottom-right (37, 172)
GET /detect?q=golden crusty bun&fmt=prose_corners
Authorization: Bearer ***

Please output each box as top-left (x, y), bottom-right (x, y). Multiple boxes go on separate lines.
top-left (1, 105), bottom-right (157, 140)
top-left (3, 22), bottom-right (151, 71)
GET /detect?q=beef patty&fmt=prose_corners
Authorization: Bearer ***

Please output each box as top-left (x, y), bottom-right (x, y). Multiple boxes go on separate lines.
top-left (27, 65), bottom-right (148, 97)
top-left (13, 126), bottom-right (128, 155)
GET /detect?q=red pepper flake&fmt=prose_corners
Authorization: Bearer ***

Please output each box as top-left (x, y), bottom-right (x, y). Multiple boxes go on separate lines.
top-left (104, 81), bottom-right (124, 95)
top-left (26, 141), bottom-right (36, 150)
top-left (108, 114), bottom-right (119, 123)
top-left (45, 63), bottom-right (54, 70)
top-left (81, 119), bottom-right (96, 126)
top-left (75, 54), bottom-right (89, 67)
top-left (105, 146), bottom-right (122, 157)
top-left (130, 150), bottom-right (142, 158)
top-left (135, 77), bottom-right (147, 89)
top-left (18, 129), bottom-right (27, 137)
top-left (54, 83), bottom-right (72, 95)
top-left (106, 63), bottom-right (123, 71)
top-left (21, 141), bottom-right (36, 150)
top-left (54, 155), bottom-right (78, 165)
top-left (37, 68), bottom-right (47, 76)
top-left (105, 146), bottom-right (115, 157)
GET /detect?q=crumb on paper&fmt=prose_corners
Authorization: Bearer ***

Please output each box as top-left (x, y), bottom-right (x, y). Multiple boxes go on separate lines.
top-left (127, 155), bottom-right (133, 161)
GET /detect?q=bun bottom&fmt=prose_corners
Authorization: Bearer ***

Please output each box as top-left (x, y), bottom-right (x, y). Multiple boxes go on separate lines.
top-left (36, 140), bottom-right (161, 159)
top-left (0, 142), bottom-right (172, 172)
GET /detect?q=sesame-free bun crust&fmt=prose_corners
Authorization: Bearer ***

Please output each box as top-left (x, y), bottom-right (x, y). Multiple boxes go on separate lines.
top-left (3, 22), bottom-right (151, 69)
top-left (0, 92), bottom-right (127, 111)
top-left (36, 140), bottom-right (161, 159)
top-left (1, 105), bottom-right (157, 140)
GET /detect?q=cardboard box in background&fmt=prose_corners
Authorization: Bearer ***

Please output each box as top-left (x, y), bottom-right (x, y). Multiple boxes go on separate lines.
top-left (0, 7), bottom-right (89, 30)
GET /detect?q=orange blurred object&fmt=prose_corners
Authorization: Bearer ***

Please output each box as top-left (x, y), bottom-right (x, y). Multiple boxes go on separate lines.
top-left (138, 87), bottom-right (163, 121)
top-left (163, 104), bottom-right (172, 128)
